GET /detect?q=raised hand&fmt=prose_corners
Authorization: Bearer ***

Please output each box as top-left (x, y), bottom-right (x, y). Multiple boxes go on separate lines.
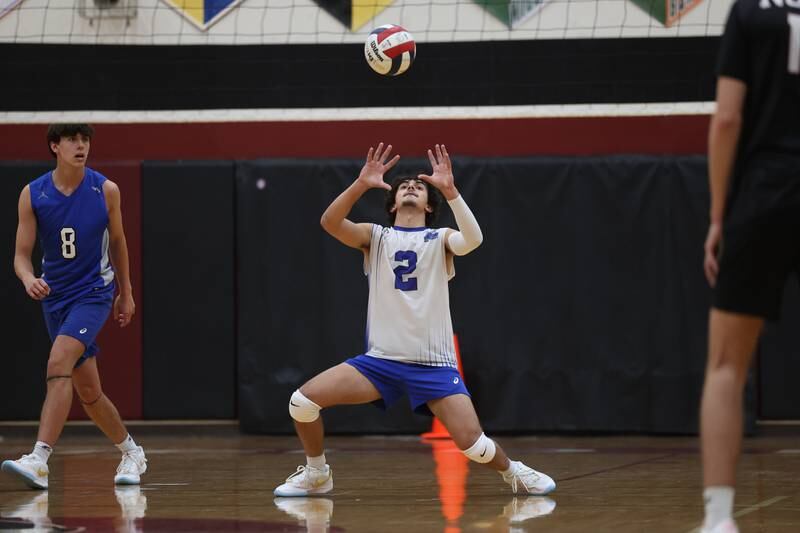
top-left (417, 144), bottom-right (457, 200)
top-left (357, 143), bottom-right (399, 191)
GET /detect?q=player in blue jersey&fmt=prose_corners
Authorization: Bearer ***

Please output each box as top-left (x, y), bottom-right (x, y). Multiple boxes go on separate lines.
top-left (1, 124), bottom-right (147, 490)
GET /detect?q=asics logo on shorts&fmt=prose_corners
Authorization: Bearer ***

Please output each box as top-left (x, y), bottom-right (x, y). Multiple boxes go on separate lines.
top-left (453, 377), bottom-right (459, 384)
top-left (79, 328), bottom-right (88, 334)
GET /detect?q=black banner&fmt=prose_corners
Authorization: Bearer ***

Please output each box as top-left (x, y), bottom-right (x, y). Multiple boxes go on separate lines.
top-left (0, 38), bottom-right (718, 111)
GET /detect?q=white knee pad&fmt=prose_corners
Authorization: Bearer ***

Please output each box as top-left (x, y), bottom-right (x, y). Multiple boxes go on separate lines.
top-left (462, 432), bottom-right (496, 464)
top-left (289, 390), bottom-right (321, 423)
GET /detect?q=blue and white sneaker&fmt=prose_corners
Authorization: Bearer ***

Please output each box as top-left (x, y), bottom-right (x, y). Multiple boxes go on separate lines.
top-left (502, 461), bottom-right (556, 495)
top-left (274, 465), bottom-right (333, 497)
top-left (1, 454), bottom-right (49, 490)
top-left (114, 446), bottom-right (147, 485)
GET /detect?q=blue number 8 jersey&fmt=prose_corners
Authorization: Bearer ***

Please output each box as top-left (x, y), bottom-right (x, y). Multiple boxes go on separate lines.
top-left (29, 168), bottom-right (115, 311)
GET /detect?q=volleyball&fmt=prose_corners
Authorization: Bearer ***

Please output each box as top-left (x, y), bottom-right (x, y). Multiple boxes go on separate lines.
top-left (364, 25), bottom-right (416, 76)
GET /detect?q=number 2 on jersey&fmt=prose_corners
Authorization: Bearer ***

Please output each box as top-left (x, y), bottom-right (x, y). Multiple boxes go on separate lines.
top-left (60, 227), bottom-right (76, 259)
top-left (394, 250), bottom-right (418, 291)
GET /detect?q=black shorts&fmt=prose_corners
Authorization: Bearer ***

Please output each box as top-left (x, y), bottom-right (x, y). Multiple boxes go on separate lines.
top-left (713, 158), bottom-right (800, 321)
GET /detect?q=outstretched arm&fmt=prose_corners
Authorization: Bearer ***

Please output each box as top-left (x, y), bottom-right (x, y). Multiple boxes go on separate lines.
top-left (15, 185), bottom-right (50, 300)
top-left (418, 144), bottom-right (483, 256)
top-left (321, 142), bottom-right (400, 250)
top-left (704, 76), bottom-right (746, 286)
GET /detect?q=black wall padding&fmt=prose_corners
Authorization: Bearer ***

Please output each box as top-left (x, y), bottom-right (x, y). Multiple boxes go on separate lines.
top-left (0, 163), bottom-right (55, 419)
top-left (142, 162), bottom-right (236, 418)
top-left (759, 277), bottom-right (800, 419)
top-left (0, 38), bottom-right (718, 111)
top-left (236, 156), bottom-right (755, 434)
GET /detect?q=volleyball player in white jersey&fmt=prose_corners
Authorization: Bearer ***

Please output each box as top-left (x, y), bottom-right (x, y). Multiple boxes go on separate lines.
top-left (274, 143), bottom-right (555, 497)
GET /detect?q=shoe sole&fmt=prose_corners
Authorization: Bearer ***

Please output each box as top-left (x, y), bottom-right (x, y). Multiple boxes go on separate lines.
top-left (274, 479), bottom-right (333, 497)
top-left (517, 482), bottom-right (556, 496)
top-left (114, 475), bottom-right (141, 485)
top-left (1, 461), bottom-right (48, 490)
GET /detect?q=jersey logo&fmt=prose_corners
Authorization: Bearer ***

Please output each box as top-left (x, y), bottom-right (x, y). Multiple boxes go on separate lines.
top-left (424, 230), bottom-right (439, 242)
top-left (38, 190), bottom-right (48, 200)
top-left (91, 186), bottom-right (102, 194)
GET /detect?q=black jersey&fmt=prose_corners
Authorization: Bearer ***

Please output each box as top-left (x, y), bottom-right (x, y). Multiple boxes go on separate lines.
top-left (718, 0), bottom-right (800, 170)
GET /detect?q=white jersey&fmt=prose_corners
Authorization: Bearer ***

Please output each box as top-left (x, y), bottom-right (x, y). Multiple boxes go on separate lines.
top-left (364, 224), bottom-right (457, 368)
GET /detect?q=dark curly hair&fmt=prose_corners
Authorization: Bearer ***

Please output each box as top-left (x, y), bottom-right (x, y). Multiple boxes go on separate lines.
top-left (46, 124), bottom-right (94, 158)
top-left (385, 175), bottom-right (442, 227)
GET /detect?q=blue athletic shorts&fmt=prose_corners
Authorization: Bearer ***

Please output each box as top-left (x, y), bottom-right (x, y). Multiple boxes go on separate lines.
top-left (345, 354), bottom-right (470, 416)
top-left (42, 290), bottom-right (113, 369)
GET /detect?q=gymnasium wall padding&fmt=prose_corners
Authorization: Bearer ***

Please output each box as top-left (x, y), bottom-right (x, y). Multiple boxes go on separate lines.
top-left (235, 156), bottom-right (756, 434)
top-left (0, 163), bottom-right (58, 419)
top-left (142, 161), bottom-right (236, 419)
top-left (759, 277), bottom-right (800, 419)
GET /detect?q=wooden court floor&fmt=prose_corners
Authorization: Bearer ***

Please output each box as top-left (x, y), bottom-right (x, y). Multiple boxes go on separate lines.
top-left (0, 425), bottom-right (798, 532)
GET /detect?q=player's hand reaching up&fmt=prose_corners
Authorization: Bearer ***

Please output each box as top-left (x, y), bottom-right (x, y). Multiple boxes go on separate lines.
top-left (418, 144), bottom-right (458, 201)
top-left (357, 143), bottom-right (398, 191)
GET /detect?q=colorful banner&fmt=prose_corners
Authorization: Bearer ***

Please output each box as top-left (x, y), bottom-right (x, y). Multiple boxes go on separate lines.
top-left (161, 0), bottom-right (243, 31)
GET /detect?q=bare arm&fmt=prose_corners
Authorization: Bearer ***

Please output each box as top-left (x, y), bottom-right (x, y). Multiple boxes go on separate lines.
top-left (321, 142), bottom-right (399, 250)
top-left (14, 185), bottom-right (50, 299)
top-left (104, 180), bottom-right (135, 327)
top-left (704, 76), bottom-right (747, 286)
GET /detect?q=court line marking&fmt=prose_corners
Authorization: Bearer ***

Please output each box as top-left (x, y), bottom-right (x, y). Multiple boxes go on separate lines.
top-left (685, 495), bottom-right (788, 533)
top-left (556, 453), bottom-right (677, 482)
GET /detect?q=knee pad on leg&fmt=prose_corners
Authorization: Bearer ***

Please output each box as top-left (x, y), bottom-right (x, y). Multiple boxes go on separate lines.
top-left (462, 432), bottom-right (496, 464)
top-left (289, 390), bottom-right (321, 423)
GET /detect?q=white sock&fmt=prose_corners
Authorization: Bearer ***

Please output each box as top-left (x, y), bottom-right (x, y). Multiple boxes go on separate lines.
top-left (307, 453), bottom-right (326, 469)
top-left (501, 460), bottom-right (520, 478)
top-left (32, 441), bottom-right (52, 464)
top-left (115, 434), bottom-right (138, 454)
top-left (704, 486), bottom-right (734, 529)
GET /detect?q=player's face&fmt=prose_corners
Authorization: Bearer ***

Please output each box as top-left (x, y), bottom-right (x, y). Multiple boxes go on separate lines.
top-left (395, 179), bottom-right (429, 211)
top-left (52, 133), bottom-right (90, 167)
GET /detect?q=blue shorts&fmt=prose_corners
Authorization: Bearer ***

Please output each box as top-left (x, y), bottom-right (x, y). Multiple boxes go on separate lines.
top-left (43, 291), bottom-right (113, 369)
top-left (346, 355), bottom-right (470, 417)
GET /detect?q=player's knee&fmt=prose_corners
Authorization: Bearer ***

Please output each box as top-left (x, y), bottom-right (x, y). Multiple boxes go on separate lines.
top-left (289, 389), bottom-right (321, 423)
top-left (46, 356), bottom-right (73, 378)
top-left (461, 432), bottom-right (496, 464)
top-left (76, 384), bottom-right (102, 405)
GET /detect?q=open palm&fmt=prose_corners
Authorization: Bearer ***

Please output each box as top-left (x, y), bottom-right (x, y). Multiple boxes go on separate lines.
top-left (357, 143), bottom-right (400, 191)
top-left (418, 144), bottom-right (454, 193)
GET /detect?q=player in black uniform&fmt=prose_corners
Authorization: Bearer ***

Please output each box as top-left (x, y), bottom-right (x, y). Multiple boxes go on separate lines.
top-left (700, 2), bottom-right (800, 532)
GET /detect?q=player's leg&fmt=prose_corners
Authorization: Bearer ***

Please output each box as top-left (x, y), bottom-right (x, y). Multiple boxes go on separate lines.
top-left (427, 394), bottom-right (555, 495)
top-left (275, 362), bottom-right (382, 497)
top-left (72, 357), bottom-right (147, 485)
top-left (1, 335), bottom-right (83, 489)
top-left (700, 309), bottom-right (762, 532)
top-left (293, 362), bottom-right (382, 456)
